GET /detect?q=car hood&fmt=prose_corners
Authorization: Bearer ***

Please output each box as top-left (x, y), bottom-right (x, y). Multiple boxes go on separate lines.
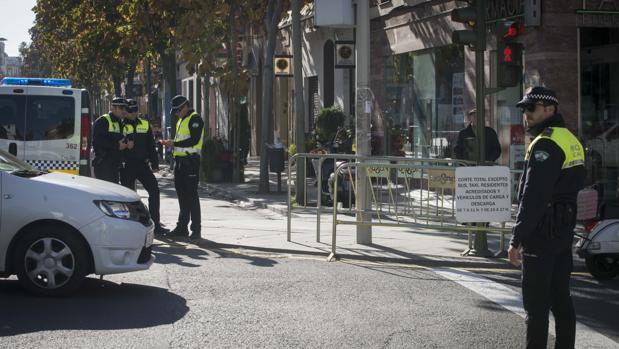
top-left (31, 172), bottom-right (140, 202)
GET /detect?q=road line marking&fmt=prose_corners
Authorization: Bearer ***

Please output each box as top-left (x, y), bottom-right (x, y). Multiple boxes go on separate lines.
top-left (432, 268), bottom-right (619, 348)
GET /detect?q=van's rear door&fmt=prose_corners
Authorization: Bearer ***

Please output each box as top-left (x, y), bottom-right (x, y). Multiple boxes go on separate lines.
top-left (0, 87), bottom-right (27, 159)
top-left (23, 86), bottom-right (79, 174)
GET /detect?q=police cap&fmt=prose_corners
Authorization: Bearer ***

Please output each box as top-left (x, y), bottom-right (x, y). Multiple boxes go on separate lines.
top-left (516, 86), bottom-right (559, 107)
top-left (170, 95), bottom-right (189, 115)
top-left (126, 99), bottom-right (138, 113)
top-left (111, 97), bottom-right (127, 107)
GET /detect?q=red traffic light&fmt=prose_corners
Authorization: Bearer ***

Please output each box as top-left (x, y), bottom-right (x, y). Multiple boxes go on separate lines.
top-left (503, 46), bottom-right (513, 63)
top-left (503, 22), bottom-right (525, 39)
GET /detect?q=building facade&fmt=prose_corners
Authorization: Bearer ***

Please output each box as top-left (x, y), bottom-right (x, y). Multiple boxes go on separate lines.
top-left (5, 56), bottom-right (23, 77)
top-left (367, 0), bottom-right (619, 194)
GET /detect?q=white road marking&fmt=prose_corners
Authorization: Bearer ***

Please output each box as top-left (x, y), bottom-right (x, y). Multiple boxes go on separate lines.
top-left (432, 268), bottom-right (619, 349)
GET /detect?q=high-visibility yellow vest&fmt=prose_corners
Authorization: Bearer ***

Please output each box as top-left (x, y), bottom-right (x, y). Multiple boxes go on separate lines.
top-left (525, 127), bottom-right (585, 169)
top-left (102, 114), bottom-right (121, 134)
top-left (123, 118), bottom-right (149, 136)
top-left (173, 111), bottom-right (203, 157)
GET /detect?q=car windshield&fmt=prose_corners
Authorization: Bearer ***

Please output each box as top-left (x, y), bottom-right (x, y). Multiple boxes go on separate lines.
top-left (0, 149), bottom-right (38, 173)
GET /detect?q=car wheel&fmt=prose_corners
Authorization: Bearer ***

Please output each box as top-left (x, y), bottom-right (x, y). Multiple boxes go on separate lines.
top-left (585, 255), bottom-right (619, 280)
top-left (14, 226), bottom-right (90, 296)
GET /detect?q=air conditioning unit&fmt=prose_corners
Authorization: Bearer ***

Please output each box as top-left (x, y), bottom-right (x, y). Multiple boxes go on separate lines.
top-left (274, 55), bottom-right (293, 77)
top-left (335, 41), bottom-right (355, 68)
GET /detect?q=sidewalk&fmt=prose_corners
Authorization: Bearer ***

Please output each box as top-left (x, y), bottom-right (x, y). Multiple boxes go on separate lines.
top-left (151, 157), bottom-right (523, 269)
top-left (202, 157), bottom-right (289, 216)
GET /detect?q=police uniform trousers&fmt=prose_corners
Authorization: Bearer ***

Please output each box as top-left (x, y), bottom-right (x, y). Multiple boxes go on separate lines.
top-left (174, 156), bottom-right (201, 234)
top-left (94, 160), bottom-right (120, 184)
top-left (522, 248), bottom-right (575, 349)
top-left (120, 161), bottom-right (161, 226)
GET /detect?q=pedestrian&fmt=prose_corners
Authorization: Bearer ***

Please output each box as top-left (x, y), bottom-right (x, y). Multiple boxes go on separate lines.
top-left (163, 95), bottom-right (204, 240)
top-left (453, 107), bottom-right (501, 162)
top-left (120, 99), bottom-right (170, 235)
top-left (508, 87), bottom-right (585, 349)
top-left (93, 97), bottom-right (131, 183)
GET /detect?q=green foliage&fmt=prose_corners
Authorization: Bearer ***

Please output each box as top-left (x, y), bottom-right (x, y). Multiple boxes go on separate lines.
top-left (288, 143), bottom-right (297, 157)
top-left (304, 135), bottom-right (318, 152)
top-left (314, 107), bottom-right (347, 143)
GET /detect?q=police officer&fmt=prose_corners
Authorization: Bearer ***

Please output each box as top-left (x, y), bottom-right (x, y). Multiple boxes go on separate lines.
top-left (164, 95), bottom-right (204, 240)
top-left (508, 87), bottom-right (585, 349)
top-left (93, 97), bottom-right (131, 183)
top-left (120, 99), bottom-right (170, 235)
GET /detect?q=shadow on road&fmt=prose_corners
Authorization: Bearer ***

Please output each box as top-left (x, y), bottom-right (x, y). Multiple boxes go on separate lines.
top-left (152, 239), bottom-right (279, 268)
top-left (0, 278), bottom-right (188, 336)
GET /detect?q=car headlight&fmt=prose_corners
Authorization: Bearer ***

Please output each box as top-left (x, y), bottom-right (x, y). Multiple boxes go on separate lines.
top-left (94, 200), bottom-right (134, 220)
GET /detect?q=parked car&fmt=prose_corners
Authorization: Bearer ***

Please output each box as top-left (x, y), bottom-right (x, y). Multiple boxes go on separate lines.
top-left (0, 150), bottom-right (154, 296)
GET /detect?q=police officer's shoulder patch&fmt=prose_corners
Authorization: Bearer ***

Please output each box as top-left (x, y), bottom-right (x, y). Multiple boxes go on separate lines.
top-left (191, 122), bottom-right (200, 128)
top-left (534, 150), bottom-right (550, 162)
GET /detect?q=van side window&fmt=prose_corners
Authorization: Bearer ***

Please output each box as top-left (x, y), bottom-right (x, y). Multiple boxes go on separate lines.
top-left (0, 95), bottom-right (26, 140)
top-left (26, 96), bottom-right (75, 141)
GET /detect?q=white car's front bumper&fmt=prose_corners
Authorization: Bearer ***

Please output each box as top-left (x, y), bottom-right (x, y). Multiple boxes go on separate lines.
top-left (80, 216), bottom-right (155, 275)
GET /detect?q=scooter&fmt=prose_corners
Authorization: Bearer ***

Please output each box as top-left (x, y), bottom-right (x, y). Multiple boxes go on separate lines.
top-left (311, 127), bottom-right (354, 207)
top-left (328, 160), bottom-right (356, 208)
top-left (576, 201), bottom-right (619, 280)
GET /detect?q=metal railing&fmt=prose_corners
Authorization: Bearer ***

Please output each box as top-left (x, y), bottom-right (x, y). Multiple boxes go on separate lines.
top-left (286, 153), bottom-right (478, 243)
top-left (327, 161), bottom-right (523, 260)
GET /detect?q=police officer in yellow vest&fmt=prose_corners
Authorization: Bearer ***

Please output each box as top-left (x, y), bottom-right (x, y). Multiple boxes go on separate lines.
top-left (508, 87), bottom-right (585, 349)
top-left (163, 95), bottom-right (204, 240)
top-left (120, 99), bottom-right (169, 235)
top-left (93, 97), bottom-right (131, 183)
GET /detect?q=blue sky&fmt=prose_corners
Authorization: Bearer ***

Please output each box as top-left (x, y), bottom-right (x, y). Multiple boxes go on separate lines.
top-left (0, 0), bottom-right (37, 56)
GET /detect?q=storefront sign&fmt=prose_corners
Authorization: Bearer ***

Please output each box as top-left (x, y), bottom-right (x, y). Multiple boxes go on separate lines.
top-left (428, 169), bottom-right (456, 189)
top-left (455, 166), bottom-right (512, 223)
top-left (486, 0), bottom-right (524, 22)
top-left (577, 0), bottom-right (619, 27)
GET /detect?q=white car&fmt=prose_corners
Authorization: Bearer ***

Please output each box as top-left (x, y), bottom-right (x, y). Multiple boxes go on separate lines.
top-left (0, 150), bottom-right (154, 296)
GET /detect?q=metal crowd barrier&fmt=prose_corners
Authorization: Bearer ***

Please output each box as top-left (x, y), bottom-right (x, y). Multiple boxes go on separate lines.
top-left (327, 161), bottom-right (523, 259)
top-left (286, 153), bottom-right (477, 243)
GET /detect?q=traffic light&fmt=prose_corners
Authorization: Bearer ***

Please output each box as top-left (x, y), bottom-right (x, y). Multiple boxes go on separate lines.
top-left (451, 2), bottom-right (485, 50)
top-left (497, 23), bottom-right (524, 88)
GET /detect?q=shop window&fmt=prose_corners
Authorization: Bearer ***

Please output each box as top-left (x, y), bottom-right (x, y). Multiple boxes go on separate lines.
top-left (383, 45), bottom-right (464, 157)
top-left (581, 27), bottom-right (619, 198)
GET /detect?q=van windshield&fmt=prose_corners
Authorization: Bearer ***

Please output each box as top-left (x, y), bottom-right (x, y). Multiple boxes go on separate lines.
top-left (0, 149), bottom-right (37, 173)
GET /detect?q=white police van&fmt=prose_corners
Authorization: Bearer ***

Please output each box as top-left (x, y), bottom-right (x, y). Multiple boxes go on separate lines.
top-left (0, 77), bottom-right (91, 175)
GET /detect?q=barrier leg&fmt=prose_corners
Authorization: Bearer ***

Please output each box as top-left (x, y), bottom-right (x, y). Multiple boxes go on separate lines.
top-left (494, 222), bottom-right (508, 258)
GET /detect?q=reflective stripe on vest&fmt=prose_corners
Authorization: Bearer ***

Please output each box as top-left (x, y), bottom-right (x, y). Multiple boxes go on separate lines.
top-left (123, 118), bottom-right (149, 136)
top-left (173, 111), bottom-right (203, 157)
top-left (525, 127), bottom-right (585, 169)
top-left (102, 114), bottom-right (121, 134)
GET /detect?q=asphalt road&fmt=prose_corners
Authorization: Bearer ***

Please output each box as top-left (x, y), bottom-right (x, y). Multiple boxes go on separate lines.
top-left (1, 197), bottom-right (618, 349)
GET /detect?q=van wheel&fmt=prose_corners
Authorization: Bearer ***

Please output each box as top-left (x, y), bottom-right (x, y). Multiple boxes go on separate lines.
top-left (14, 226), bottom-right (89, 296)
top-left (585, 255), bottom-right (619, 280)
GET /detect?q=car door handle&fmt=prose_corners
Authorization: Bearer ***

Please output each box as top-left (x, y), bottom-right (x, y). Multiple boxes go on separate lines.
top-left (3, 194), bottom-right (13, 199)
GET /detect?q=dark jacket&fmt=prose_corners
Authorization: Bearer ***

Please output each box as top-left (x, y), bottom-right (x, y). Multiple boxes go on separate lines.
top-left (454, 124), bottom-right (501, 162)
top-left (122, 117), bottom-right (159, 170)
top-left (510, 113), bottom-right (585, 255)
top-left (93, 112), bottom-right (124, 165)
